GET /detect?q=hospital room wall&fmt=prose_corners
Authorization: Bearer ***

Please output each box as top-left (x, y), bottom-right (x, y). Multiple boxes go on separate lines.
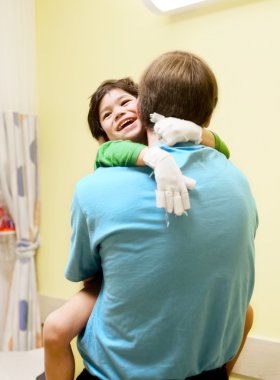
top-left (35, 0), bottom-right (280, 344)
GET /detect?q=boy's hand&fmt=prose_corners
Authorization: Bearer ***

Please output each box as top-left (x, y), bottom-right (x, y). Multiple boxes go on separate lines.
top-left (150, 113), bottom-right (202, 146)
top-left (143, 146), bottom-right (196, 216)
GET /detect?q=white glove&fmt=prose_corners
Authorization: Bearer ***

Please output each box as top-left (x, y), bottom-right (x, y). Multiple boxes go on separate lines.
top-left (150, 113), bottom-right (202, 146)
top-left (143, 146), bottom-right (196, 216)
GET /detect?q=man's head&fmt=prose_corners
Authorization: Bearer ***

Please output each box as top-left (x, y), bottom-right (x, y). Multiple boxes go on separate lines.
top-left (88, 77), bottom-right (141, 142)
top-left (138, 51), bottom-right (218, 129)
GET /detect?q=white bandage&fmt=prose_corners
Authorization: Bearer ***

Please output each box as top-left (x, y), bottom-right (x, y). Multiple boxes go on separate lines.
top-left (143, 146), bottom-right (196, 216)
top-left (150, 113), bottom-right (202, 146)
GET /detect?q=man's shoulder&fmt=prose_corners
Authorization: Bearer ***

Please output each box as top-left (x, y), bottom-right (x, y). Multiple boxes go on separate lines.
top-left (73, 173), bottom-right (101, 204)
top-left (76, 173), bottom-right (95, 190)
top-left (74, 167), bottom-right (145, 198)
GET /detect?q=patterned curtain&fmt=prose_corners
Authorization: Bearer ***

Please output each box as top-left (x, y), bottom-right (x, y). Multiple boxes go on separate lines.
top-left (0, 189), bottom-right (16, 348)
top-left (0, 112), bottom-right (41, 351)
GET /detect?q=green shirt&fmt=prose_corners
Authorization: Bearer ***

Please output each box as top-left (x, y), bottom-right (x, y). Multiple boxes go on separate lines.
top-left (95, 133), bottom-right (230, 169)
top-left (212, 132), bottom-right (230, 159)
top-left (95, 140), bottom-right (144, 169)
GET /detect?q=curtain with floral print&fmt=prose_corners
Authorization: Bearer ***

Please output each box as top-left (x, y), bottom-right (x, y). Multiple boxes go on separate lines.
top-left (0, 112), bottom-right (41, 350)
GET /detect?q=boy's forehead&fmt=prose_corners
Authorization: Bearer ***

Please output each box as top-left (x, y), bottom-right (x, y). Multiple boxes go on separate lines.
top-left (99, 90), bottom-right (136, 114)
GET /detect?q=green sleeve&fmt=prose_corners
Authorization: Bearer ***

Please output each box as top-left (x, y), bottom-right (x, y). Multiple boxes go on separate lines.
top-left (94, 140), bottom-right (145, 169)
top-left (211, 132), bottom-right (230, 159)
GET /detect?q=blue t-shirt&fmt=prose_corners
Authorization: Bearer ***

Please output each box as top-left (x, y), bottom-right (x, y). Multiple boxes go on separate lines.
top-left (65, 143), bottom-right (258, 380)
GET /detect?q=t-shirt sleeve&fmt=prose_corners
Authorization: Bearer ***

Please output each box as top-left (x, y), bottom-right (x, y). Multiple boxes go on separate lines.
top-left (94, 140), bottom-right (145, 169)
top-left (64, 191), bottom-right (101, 282)
top-left (212, 132), bottom-right (230, 159)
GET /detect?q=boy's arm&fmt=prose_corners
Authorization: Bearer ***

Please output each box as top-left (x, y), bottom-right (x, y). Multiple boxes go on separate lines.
top-left (199, 128), bottom-right (230, 158)
top-left (151, 114), bottom-right (230, 159)
top-left (210, 131), bottom-right (230, 158)
top-left (95, 140), bottom-right (144, 169)
top-left (95, 140), bottom-right (195, 216)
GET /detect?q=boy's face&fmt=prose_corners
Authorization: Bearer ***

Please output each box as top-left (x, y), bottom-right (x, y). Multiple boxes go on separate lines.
top-left (98, 89), bottom-right (146, 143)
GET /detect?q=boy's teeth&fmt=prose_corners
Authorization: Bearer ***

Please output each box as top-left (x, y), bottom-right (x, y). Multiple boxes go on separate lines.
top-left (119, 119), bottom-right (133, 130)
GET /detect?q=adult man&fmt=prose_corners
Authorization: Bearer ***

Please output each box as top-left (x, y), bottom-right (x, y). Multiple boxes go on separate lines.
top-left (65, 51), bottom-right (258, 380)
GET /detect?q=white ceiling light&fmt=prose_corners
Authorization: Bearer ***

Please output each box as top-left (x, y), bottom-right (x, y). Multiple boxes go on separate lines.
top-left (143, 0), bottom-right (221, 14)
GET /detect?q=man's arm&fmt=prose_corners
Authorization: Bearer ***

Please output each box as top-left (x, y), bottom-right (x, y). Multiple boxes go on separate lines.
top-left (65, 191), bottom-right (101, 282)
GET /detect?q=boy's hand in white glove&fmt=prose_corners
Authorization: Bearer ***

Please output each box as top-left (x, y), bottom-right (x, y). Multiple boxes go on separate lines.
top-left (150, 113), bottom-right (202, 146)
top-left (143, 146), bottom-right (196, 216)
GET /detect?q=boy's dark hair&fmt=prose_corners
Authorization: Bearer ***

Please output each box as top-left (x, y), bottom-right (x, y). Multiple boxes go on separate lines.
top-left (138, 51), bottom-right (218, 129)
top-left (88, 77), bottom-right (138, 141)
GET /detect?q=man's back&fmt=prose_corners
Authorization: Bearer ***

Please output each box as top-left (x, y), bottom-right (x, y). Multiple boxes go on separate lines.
top-left (66, 143), bottom-right (257, 380)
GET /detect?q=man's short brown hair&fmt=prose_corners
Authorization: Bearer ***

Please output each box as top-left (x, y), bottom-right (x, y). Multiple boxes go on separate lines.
top-left (138, 51), bottom-right (218, 128)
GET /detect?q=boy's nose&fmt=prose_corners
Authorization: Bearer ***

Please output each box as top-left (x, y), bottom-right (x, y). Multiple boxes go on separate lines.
top-left (114, 108), bottom-right (125, 120)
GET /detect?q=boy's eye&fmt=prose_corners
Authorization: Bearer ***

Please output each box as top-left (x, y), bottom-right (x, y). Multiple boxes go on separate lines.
top-left (103, 112), bottom-right (111, 119)
top-left (121, 99), bottom-right (131, 106)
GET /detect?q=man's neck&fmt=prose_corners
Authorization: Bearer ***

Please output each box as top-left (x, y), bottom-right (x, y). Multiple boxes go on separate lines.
top-left (147, 128), bottom-right (159, 147)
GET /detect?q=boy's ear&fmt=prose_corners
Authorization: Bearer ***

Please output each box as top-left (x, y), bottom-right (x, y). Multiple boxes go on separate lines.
top-left (97, 136), bottom-right (106, 145)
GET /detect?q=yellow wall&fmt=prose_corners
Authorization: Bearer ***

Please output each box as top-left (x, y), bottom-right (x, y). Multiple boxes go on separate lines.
top-left (35, 0), bottom-right (280, 375)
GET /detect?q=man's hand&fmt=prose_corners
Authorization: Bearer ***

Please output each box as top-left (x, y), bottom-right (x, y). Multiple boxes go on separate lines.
top-left (150, 113), bottom-right (202, 146)
top-left (143, 146), bottom-right (196, 216)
